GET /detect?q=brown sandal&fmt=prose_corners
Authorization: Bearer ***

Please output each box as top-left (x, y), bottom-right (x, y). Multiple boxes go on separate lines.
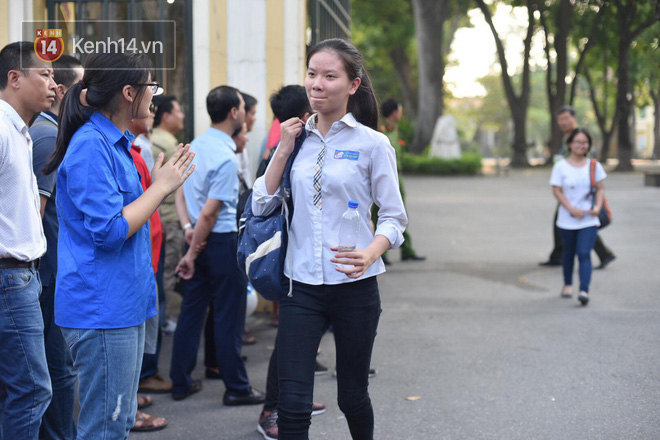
top-left (131, 410), bottom-right (167, 432)
top-left (137, 395), bottom-right (152, 410)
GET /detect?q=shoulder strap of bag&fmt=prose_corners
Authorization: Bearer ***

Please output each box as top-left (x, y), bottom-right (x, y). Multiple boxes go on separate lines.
top-left (281, 130), bottom-right (307, 298)
top-left (589, 159), bottom-right (597, 190)
top-left (282, 129), bottom-right (308, 207)
top-left (589, 159), bottom-right (597, 208)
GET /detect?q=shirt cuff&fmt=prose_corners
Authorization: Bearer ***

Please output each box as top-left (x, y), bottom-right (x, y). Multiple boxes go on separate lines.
top-left (38, 189), bottom-right (52, 198)
top-left (251, 176), bottom-right (283, 217)
top-left (92, 214), bottom-right (129, 252)
top-left (375, 222), bottom-right (404, 250)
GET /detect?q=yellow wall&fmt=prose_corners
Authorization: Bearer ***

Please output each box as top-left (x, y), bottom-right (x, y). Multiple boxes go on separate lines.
top-left (209, 0), bottom-right (227, 88)
top-left (0, 0), bottom-right (9, 48)
top-left (33, 0), bottom-right (46, 22)
top-left (265, 0), bottom-right (285, 121)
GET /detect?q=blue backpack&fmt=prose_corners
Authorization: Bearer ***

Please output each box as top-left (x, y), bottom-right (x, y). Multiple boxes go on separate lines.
top-left (237, 131), bottom-right (307, 301)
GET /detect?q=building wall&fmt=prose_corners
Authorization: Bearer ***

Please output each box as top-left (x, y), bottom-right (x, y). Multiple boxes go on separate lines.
top-left (636, 106), bottom-right (655, 158)
top-left (194, 0), bottom-right (306, 174)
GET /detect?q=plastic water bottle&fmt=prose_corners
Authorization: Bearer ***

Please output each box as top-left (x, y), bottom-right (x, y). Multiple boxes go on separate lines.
top-left (337, 200), bottom-right (360, 268)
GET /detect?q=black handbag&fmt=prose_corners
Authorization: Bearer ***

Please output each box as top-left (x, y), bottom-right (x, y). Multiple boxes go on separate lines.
top-left (589, 159), bottom-right (612, 229)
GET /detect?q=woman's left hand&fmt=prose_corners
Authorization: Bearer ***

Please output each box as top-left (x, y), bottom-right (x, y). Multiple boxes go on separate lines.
top-left (588, 206), bottom-right (601, 217)
top-left (331, 247), bottom-right (379, 279)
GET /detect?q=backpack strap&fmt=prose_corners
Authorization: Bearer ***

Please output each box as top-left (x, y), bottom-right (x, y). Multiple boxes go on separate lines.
top-left (589, 159), bottom-right (597, 208)
top-left (281, 129), bottom-right (307, 215)
top-left (589, 159), bottom-right (597, 190)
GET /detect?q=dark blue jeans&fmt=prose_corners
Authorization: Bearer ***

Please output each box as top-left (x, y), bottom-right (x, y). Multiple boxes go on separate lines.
top-left (559, 226), bottom-right (598, 293)
top-left (277, 277), bottom-right (381, 440)
top-left (170, 232), bottom-right (251, 395)
top-left (39, 278), bottom-right (77, 440)
top-left (0, 267), bottom-right (52, 440)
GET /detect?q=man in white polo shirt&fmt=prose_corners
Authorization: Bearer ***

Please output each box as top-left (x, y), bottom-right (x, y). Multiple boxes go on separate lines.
top-left (0, 41), bottom-right (56, 439)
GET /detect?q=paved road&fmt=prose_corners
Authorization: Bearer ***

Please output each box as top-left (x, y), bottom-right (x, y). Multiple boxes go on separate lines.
top-left (144, 169), bottom-right (660, 440)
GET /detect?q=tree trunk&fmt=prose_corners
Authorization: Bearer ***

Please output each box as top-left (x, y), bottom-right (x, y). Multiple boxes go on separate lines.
top-left (510, 106), bottom-right (529, 167)
top-left (584, 66), bottom-right (618, 162)
top-left (475, 0), bottom-right (534, 167)
top-left (652, 87), bottom-right (660, 159)
top-left (613, 0), bottom-right (660, 169)
top-left (615, 9), bottom-right (634, 171)
top-left (410, 0), bottom-right (450, 153)
top-left (388, 46), bottom-right (418, 122)
top-left (543, 0), bottom-right (571, 157)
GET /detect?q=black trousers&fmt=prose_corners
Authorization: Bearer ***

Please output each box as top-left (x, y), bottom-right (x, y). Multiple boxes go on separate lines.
top-left (277, 277), bottom-right (381, 440)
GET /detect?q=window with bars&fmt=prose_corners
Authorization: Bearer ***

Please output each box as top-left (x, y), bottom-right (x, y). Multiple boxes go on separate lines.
top-left (46, 0), bottom-right (194, 141)
top-left (308, 0), bottom-right (351, 47)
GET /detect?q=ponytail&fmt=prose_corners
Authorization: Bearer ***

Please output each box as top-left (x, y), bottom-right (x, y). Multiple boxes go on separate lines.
top-left (307, 38), bottom-right (379, 130)
top-left (347, 65), bottom-right (378, 130)
top-left (43, 82), bottom-right (91, 174)
top-left (43, 51), bottom-right (153, 175)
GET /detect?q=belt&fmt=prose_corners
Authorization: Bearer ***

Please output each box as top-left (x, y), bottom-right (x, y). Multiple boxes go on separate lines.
top-left (0, 258), bottom-right (40, 270)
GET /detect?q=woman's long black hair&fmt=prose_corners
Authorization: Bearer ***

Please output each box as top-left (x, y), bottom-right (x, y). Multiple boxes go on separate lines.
top-left (44, 52), bottom-right (153, 174)
top-left (306, 38), bottom-right (379, 130)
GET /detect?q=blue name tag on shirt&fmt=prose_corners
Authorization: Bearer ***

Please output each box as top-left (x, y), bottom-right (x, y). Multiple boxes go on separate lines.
top-left (334, 150), bottom-right (360, 161)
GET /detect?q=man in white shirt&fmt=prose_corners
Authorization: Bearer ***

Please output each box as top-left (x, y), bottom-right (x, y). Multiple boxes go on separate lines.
top-left (0, 41), bottom-right (56, 439)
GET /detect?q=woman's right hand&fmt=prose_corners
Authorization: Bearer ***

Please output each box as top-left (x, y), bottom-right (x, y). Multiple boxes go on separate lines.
top-left (152, 144), bottom-right (195, 197)
top-left (278, 117), bottom-right (305, 157)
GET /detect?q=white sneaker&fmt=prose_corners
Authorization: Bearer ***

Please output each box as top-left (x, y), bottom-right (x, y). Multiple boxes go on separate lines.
top-left (163, 319), bottom-right (177, 335)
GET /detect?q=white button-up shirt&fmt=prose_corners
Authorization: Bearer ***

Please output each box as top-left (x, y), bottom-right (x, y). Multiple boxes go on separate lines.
top-left (252, 112), bottom-right (408, 285)
top-left (0, 99), bottom-right (47, 261)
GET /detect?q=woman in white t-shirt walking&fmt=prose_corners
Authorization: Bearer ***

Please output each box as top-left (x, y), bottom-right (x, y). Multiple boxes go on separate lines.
top-left (550, 128), bottom-right (605, 306)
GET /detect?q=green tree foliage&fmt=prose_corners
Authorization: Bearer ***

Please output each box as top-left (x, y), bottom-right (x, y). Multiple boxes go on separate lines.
top-left (631, 25), bottom-right (660, 158)
top-left (352, 0), bottom-right (418, 119)
top-left (475, 0), bottom-right (536, 167)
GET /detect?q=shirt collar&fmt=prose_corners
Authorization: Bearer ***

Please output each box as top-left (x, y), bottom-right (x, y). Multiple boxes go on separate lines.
top-left (205, 126), bottom-right (236, 152)
top-left (305, 112), bottom-right (358, 133)
top-left (89, 111), bottom-right (135, 152)
top-left (0, 98), bottom-right (29, 135)
top-left (39, 111), bottom-right (58, 126)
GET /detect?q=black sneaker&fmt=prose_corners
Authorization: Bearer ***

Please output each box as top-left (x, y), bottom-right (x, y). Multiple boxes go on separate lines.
top-left (539, 260), bottom-right (562, 267)
top-left (257, 411), bottom-right (278, 440)
top-left (314, 360), bottom-right (328, 376)
top-left (597, 255), bottom-right (616, 270)
top-left (223, 388), bottom-right (266, 406)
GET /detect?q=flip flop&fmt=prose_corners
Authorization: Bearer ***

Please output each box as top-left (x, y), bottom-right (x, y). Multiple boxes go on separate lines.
top-left (137, 395), bottom-right (153, 410)
top-left (131, 410), bottom-right (167, 432)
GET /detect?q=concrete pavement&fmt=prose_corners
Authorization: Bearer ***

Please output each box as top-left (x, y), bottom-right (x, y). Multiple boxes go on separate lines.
top-left (144, 169), bottom-right (660, 440)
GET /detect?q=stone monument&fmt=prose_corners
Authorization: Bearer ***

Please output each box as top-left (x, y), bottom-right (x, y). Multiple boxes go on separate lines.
top-left (429, 115), bottom-right (461, 159)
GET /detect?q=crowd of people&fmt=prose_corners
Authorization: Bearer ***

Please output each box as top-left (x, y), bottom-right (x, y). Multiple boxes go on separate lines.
top-left (0, 35), bottom-right (611, 440)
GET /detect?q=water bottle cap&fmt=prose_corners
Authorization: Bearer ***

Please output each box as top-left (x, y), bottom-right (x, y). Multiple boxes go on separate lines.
top-left (348, 200), bottom-right (358, 209)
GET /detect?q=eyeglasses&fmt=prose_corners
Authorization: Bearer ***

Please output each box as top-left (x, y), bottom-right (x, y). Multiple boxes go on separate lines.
top-left (136, 82), bottom-right (161, 94)
top-left (571, 141), bottom-right (590, 147)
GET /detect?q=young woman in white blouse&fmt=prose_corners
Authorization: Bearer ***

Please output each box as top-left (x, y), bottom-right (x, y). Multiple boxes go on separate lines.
top-left (550, 128), bottom-right (605, 306)
top-left (252, 38), bottom-right (407, 439)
